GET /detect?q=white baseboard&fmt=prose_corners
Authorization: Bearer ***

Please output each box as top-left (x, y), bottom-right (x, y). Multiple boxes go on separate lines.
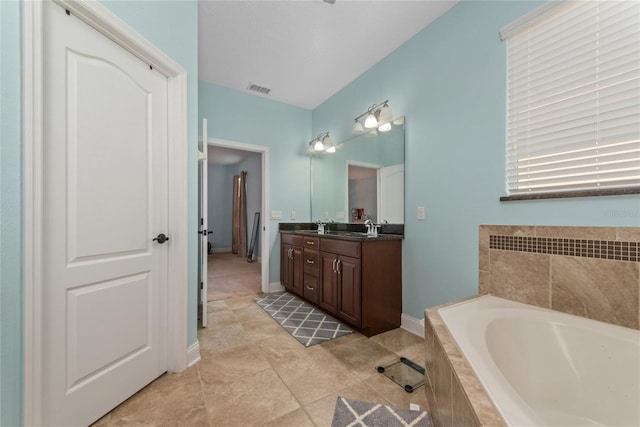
top-left (401, 313), bottom-right (425, 338)
top-left (187, 341), bottom-right (201, 367)
top-left (268, 282), bottom-right (284, 293)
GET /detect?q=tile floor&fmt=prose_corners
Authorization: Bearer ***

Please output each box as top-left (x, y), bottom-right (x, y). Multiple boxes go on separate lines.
top-left (94, 293), bottom-right (428, 426)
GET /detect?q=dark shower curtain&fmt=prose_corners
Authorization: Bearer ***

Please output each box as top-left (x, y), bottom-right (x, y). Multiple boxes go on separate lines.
top-left (232, 171), bottom-right (248, 258)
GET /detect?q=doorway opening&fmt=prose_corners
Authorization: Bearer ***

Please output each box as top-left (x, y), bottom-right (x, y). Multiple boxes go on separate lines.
top-left (205, 139), bottom-right (269, 302)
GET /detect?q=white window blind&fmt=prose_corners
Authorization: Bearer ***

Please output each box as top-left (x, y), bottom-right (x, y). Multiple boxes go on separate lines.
top-left (504, 0), bottom-right (640, 196)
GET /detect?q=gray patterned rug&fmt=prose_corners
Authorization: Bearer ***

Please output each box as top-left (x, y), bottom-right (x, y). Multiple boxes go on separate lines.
top-left (331, 397), bottom-right (431, 427)
top-left (254, 292), bottom-right (352, 347)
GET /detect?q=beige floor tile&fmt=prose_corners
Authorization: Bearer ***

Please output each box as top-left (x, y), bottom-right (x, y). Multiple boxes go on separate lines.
top-left (225, 294), bottom-right (262, 311)
top-left (262, 408), bottom-right (314, 427)
top-left (94, 286), bottom-right (433, 427)
top-left (206, 309), bottom-right (240, 329)
top-left (197, 343), bottom-right (271, 385)
top-left (317, 330), bottom-right (365, 349)
top-left (242, 316), bottom-right (292, 342)
top-left (233, 303), bottom-right (272, 323)
top-left (370, 328), bottom-right (425, 354)
top-left (202, 368), bottom-right (300, 427)
top-left (272, 347), bottom-right (361, 405)
top-left (207, 300), bottom-right (229, 314)
top-left (304, 381), bottom-right (391, 427)
top-left (326, 337), bottom-right (398, 379)
top-left (256, 332), bottom-right (321, 368)
top-left (198, 323), bottom-right (250, 352)
top-left (108, 367), bottom-right (207, 426)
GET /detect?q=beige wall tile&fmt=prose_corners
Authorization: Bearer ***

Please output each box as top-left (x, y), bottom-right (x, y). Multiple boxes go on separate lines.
top-left (490, 250), bottom-right (551, 308)
top-left (480, 225), bottom-right (535, 237)
top-left (479, 271), bottom-right (490, 295)
top-left (551, 257), bottom-right (640, 329)
top-left (432, 338), bottom-right (453, 427)
top-left (424, 312), bottom-right (435, 376)
top-left (616, 227), bottom-right (640, 242)
top-left (479, 226), bottom-right (490, 272)
top-left (450, 376), bottom-right (480, 427)
top-left (535, 226), bottom-right (616, 240)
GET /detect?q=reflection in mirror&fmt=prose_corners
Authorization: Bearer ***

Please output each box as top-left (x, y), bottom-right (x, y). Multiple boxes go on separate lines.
top-left (311, 117), bottom-right (405, 224)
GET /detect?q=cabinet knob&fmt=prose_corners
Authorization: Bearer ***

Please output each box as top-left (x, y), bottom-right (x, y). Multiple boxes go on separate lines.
top-left (306, 259), bottom-right (315, 264)
top-left (306, 285), bottom-right (314, 291)
top-left (306, 240), bottom-right (315, 245)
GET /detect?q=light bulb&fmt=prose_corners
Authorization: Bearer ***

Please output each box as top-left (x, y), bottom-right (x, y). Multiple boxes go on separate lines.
top-left (379, 103), bottom-right (393, 122)
top-left (365, 129), bottom-right (377, 137)
top-left (378, 122), bottom-right (392, 132)
top-left (322, 135), bottom-right (335, 153)
top-left (352, 120), bottom-right (364, 135)
top-left (313, 139), bottom-right (325, 151)
top-left (364, 112), bottom-right (378, 128)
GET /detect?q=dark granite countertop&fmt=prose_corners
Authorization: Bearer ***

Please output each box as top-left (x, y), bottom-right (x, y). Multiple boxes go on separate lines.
top-left (280, 229), bottom-right (403, 242)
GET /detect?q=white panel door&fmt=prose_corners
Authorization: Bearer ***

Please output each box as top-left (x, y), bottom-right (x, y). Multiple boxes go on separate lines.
top-left (379, 164), bottom-right (405, 224)
top-left (42, 2), bottom-right (168, 425)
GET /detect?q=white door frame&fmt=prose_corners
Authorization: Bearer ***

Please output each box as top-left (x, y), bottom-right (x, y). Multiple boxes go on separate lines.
top-left (205, 137), bottom-right (270, 293)
top-left (23, 1), bottom-right (189, 424)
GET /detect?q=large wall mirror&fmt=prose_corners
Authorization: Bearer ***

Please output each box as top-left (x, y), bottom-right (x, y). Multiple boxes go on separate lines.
top-left (310, 117), bottom-right (405, 224)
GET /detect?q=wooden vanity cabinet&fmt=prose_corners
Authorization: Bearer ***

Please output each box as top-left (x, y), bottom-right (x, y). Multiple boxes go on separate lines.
top-left (280, 232), bottom-right (401, 337)
top-left (280, 234), bottom-right (303, 296)
top-left (302, 237), bottom-right (320, 303)
top-left (320, 252), bottom-right (361, 327)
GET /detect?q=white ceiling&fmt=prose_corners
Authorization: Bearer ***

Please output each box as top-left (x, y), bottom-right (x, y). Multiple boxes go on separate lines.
top-left (199, 0), bottom-right (457, 110)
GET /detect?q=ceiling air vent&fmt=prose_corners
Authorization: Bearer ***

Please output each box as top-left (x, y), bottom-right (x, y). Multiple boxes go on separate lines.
top-left (247, 83), bottom-right (271, 95)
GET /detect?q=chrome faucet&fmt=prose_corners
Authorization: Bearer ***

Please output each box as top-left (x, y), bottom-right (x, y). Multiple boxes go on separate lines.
top-left (316, 220), bottom-right (326, 234)
top-left (364, 219), bottom-right (378, 237)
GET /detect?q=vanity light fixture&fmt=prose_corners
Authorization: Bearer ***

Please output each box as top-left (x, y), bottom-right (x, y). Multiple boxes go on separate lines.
top-left (352, 100), bottom-right (393, 134)
top-left (308, 132), bottom-right (335, 153)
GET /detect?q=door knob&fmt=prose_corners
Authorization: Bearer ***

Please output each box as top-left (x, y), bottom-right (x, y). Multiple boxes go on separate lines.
top-left (153, 233), bottom-right (170, 244)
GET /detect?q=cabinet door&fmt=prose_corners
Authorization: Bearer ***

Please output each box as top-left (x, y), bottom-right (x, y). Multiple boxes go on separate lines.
top-left (291, 246), bottom-right (304, 296)
top-left (337, 255), bottom-right (361, 327)
top-left (280, 243), bottom-right (292, 289)
top-left (319, 252), bottom-right (338, 315)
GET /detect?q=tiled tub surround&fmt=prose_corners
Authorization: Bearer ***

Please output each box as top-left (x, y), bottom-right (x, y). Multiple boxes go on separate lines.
top-left (424, 299), bottom-right (505, 427)
top-left (423, 225), bottom-right (639, 427)
top-left (479, 225), bottom-right (640, 330)
top-left (438, 296), bottom-right (640, 426)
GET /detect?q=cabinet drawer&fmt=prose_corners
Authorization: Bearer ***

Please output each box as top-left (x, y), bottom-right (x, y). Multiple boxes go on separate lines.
top-left (303, 237), bottom-right (319, 248)
top-left (303, 248), bottom-right (319, 275)
top-left (320, 239), bottom-right (361, 258)
top-left (281, 233), bottom-right (303, 246)
top-left (303, 274), bottom-right (319, 303)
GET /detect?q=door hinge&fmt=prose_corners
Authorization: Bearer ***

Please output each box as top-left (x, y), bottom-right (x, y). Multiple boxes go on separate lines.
top-left (200, 281), bottom-right (203, 290)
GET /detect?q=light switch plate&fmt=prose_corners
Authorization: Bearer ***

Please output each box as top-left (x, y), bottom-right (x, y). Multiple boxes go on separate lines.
top-left (291, 210), bottom-right (297, 220)
top-left (271, 211), bottom-right (282, 220)
top-left (417, 206), bottom-right (425, 220)
top-left (336, 211), bottom-right (345, 220)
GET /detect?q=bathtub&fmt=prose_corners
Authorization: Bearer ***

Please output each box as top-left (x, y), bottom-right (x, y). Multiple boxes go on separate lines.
top-left (438, 296), bottom-right (640, 427)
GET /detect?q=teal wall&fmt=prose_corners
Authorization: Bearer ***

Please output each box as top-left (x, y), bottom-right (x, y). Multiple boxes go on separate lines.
top-left (0, 1), bottom-right (198, 424)
top-left (198, 82), bottom-right (312, 284)
top-left (1, 1), bottom-right (23, 425)
top-left (312, 0), bottom-right (640, 319)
